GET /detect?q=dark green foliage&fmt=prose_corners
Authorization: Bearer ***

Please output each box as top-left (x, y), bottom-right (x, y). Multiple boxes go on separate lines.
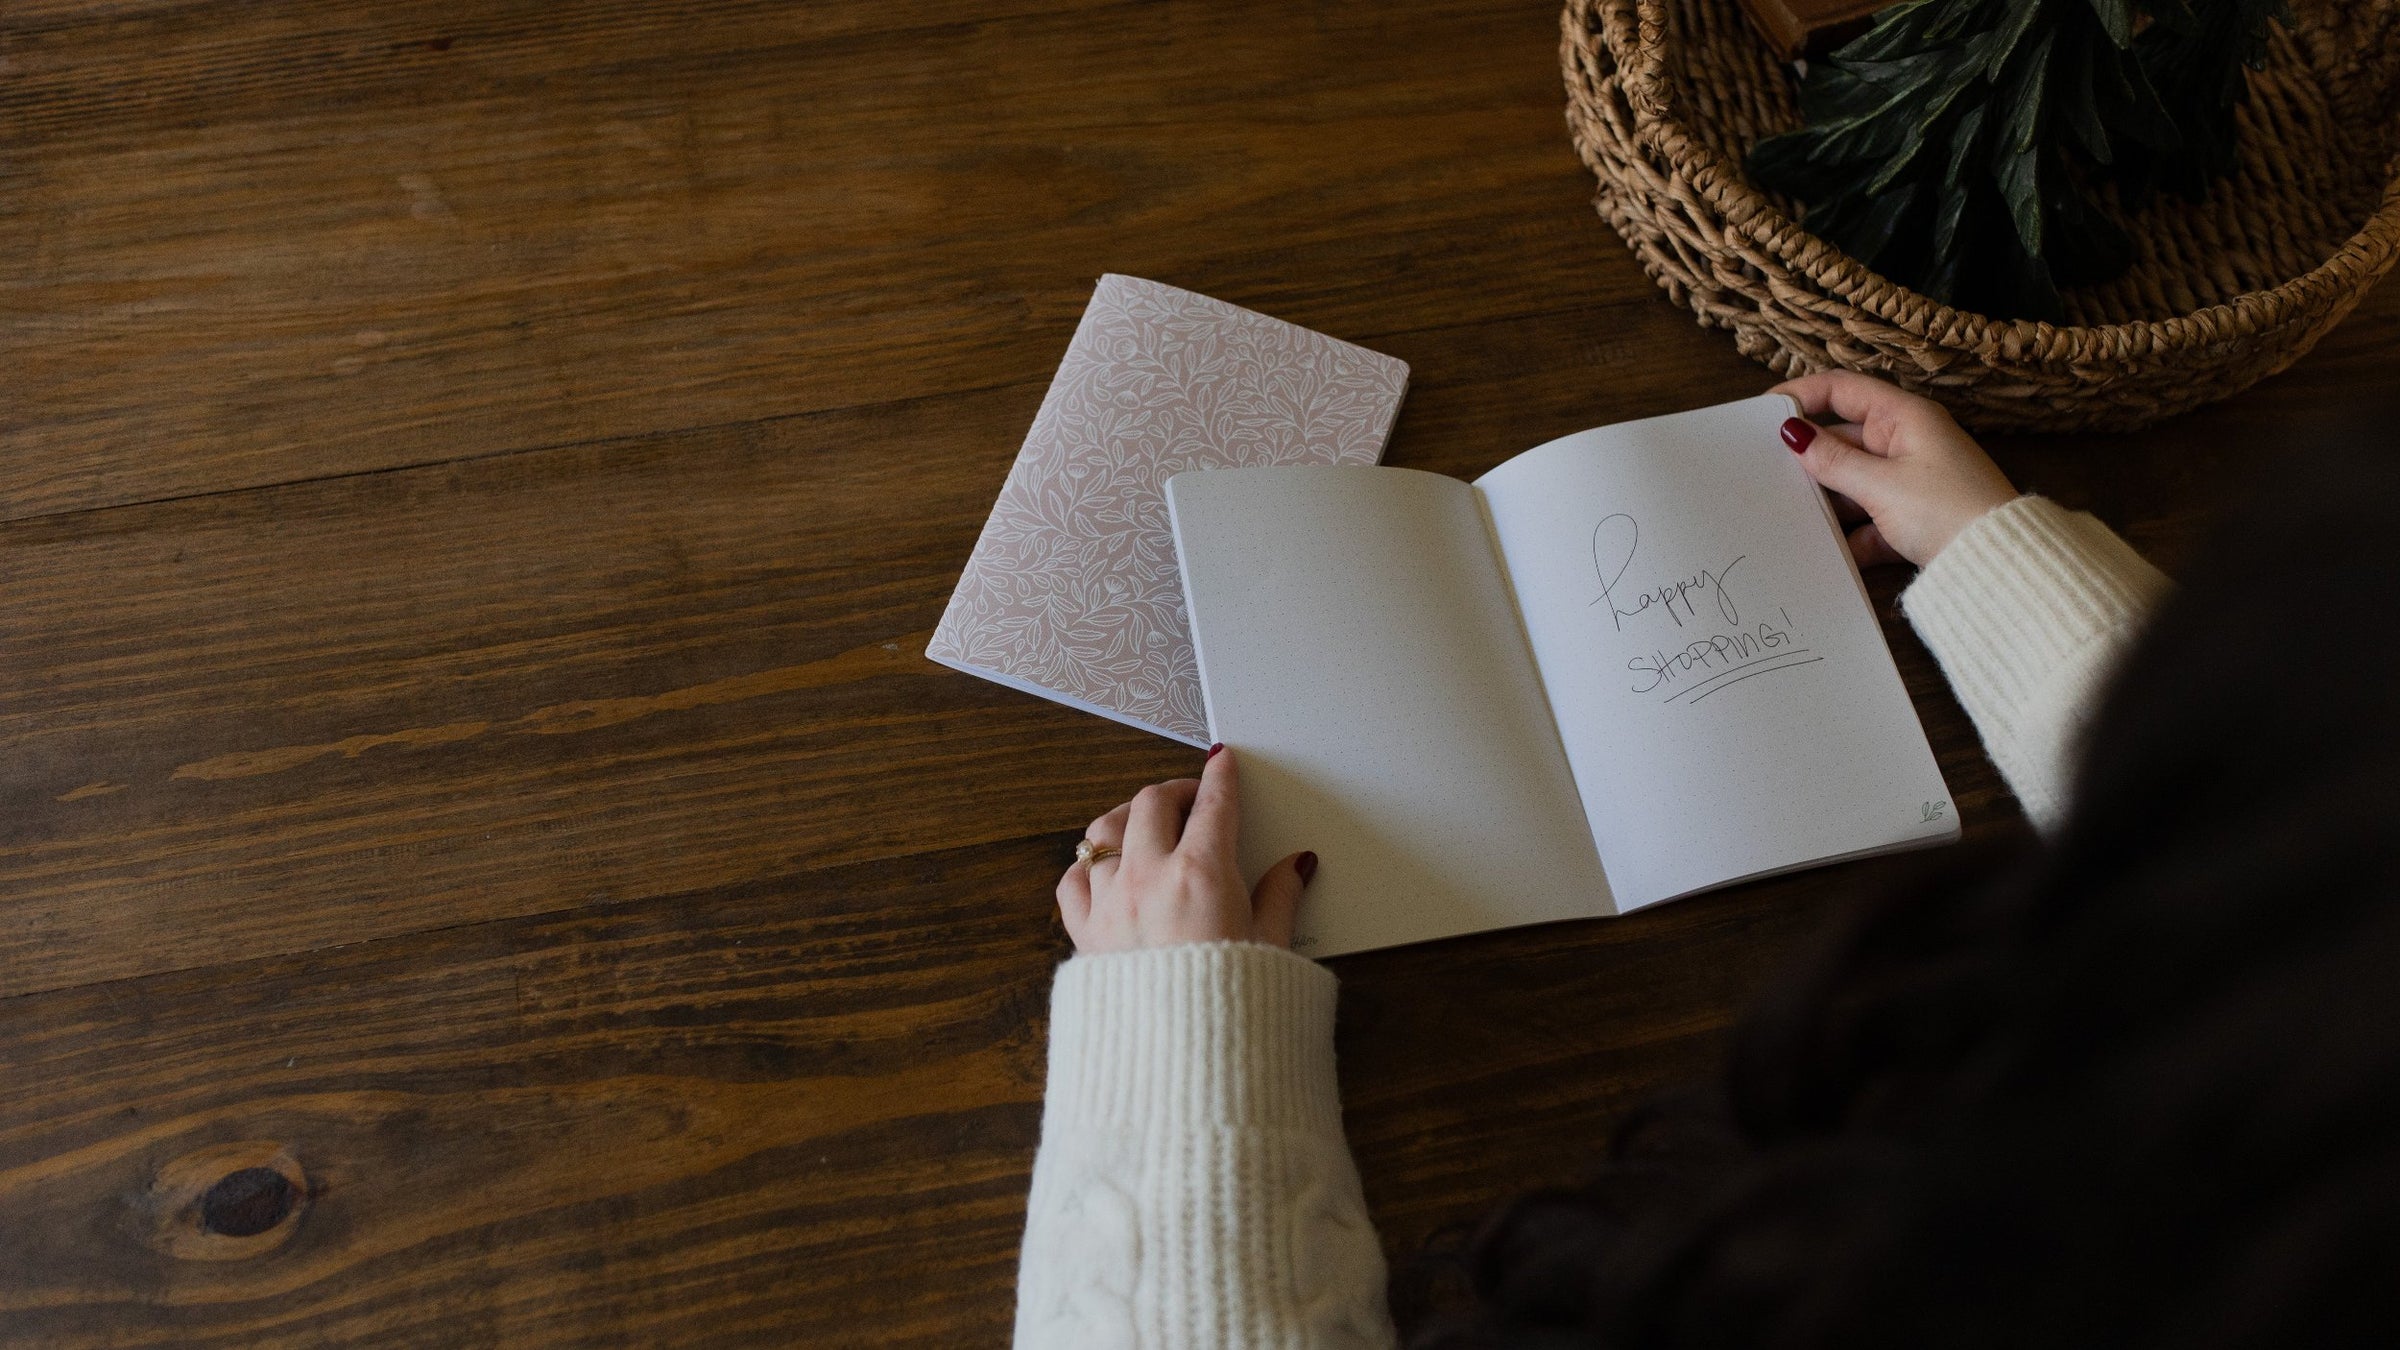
top-left (1746, 0), bottom-right (2292, 320)
top-left (2119, 0), bottom-right (2293, 199)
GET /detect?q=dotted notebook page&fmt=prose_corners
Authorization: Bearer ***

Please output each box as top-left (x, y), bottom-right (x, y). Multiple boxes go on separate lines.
top-left (1476, 394), bottom-right (1957, 909)
top-left (1168, 465), bottom-right (1618, 958)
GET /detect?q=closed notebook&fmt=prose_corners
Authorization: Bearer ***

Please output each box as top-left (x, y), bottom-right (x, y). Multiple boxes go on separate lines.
top-left (1167, 394), bottom-right (1958, 957)
top-left (928, 274), bottom-right (1410, 744)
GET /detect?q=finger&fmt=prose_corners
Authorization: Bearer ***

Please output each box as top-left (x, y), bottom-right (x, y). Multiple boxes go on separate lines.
top-left (1125, 778), bottom-right (1201, 858)
top-left (1055, 864), bottom-right (1093, 941)
top-left (1179, 746), bottom-right (1239, 863)
top-left (1077, 803), bottom-right (1131, 885)
top-left (1847, 520), bottom-right (1909, 569)
top-left (1249, 850), bottom-right (1316, 949)
top-left (1084, 802), bottom-right (1130, 849)
top-left (1772, 370), bottom-right (1932, 436)
top-left (1787, 419), bottom-right (1899, 513)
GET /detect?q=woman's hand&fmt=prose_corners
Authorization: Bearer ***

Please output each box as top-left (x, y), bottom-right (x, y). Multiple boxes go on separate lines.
top-left (1057, 745), bottom-right (1317, 955)
top-left (1773, 370), bottom-right (2019, 568)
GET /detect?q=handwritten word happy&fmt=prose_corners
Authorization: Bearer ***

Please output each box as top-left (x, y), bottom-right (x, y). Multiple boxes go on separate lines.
top-left (1589, 513), bottom-right (1745, 633)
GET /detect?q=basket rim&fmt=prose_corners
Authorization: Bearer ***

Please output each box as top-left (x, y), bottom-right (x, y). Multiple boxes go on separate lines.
top-left (1564, 0), bottom-right (2400, 359)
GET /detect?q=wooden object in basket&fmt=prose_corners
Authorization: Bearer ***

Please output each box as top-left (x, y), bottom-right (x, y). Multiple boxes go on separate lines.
top-left (1735, 0), bottom-right (1892, 59)
top-left (1560, 0), bottom-right (2400, 433)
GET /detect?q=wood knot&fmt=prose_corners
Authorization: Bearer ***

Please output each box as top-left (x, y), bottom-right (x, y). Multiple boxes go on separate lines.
top-left (201, 1166), bottom-right (296, 1237)
top-left (144, 1142), bottom-right (311, 1260)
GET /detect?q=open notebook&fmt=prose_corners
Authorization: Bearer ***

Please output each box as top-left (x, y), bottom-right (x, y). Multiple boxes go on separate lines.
top-left (1166, 393), bottom-right (1957, 957)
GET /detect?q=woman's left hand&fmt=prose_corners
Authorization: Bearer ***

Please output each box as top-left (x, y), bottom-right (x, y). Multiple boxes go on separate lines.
top-left (1057, 745), bottom-right (1317, 955)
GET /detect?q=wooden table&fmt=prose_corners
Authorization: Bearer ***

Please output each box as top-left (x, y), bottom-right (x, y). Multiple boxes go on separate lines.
top-left (3, 2), bottom-right (2391, 1343)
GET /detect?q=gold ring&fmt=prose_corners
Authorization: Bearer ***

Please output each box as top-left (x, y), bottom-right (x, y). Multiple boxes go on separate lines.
top-left (1075, 839), bottom-right (1121, 867)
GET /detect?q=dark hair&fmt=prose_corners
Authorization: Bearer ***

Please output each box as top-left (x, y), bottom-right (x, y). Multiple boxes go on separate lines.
top-left (1402, 410), bottom-right (2400, 1348)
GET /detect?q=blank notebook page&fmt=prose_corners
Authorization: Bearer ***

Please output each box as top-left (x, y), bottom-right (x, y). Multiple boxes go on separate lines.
top-left (1168, 465), bottom-right (1614, 958)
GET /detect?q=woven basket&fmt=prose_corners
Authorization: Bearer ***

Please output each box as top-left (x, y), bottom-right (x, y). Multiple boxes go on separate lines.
top-left (1561, 0), bottom-right (2400, 432)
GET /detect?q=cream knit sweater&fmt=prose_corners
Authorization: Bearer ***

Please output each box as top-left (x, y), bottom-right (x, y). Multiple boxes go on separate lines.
top-left (1012, 496), bottom-right (2173, 1349)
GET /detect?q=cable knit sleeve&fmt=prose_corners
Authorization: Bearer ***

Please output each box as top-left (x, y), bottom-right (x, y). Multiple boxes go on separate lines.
top-left (1901, 495), bottom-right (2173, 833)
top-left (1013, 941), bottom-right (1394, 1350)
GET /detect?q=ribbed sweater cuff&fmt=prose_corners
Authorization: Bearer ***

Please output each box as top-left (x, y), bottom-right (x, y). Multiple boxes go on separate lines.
top-left (1043, 942), bottom-right (1342, 1136)
top-left (1902, 495), bottom-right (2171, 727)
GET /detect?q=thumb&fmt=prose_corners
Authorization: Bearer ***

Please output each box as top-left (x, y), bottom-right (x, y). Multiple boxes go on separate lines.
top-left (1784, 417), bottom-right (1895, 513)
top-left (1249, 850), bottom-right (1317, 949)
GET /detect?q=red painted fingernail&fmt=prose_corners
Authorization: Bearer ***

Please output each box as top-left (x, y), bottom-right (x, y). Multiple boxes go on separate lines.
top-left (1206, 742), bottom-right (1225, 760)
top-left (1297, 851), bottom-right (1318, 884)
top-left (1780, 417), bottom-right (1816, 453)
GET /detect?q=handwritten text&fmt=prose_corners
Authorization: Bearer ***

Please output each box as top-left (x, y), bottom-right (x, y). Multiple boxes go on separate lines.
top-left (1590, 514), bottom-right (1745, 633)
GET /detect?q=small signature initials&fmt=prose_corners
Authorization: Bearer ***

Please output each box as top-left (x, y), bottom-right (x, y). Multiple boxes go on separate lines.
top-left (1921, 800), bottom-right (1948, 823)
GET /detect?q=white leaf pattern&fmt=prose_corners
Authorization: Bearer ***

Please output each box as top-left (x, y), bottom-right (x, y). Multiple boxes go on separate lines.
top-left (928, 276), bottom-right (1408, 744)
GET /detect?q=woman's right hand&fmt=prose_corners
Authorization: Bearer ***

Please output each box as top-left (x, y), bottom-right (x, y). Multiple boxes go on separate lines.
top-left (1772, 370), bottom-right (2019, 569)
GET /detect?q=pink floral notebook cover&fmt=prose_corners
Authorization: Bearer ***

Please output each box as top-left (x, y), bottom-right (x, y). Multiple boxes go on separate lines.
top-left (927, 275), bottom-right (1410, 745)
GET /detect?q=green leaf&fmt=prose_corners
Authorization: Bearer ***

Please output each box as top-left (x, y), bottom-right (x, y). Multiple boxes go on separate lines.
top-left (1940, 104), bottom-right (1988, 191)
top-left (1798, 60), bottom-right (1876, 124)
top-left (1832, 181), bottom-right (1924, 269)
top-left (1984, 0), bottom-right (2048, 80)
top-left (1834, 0), bottom-right (1964, 63)
top-left (1932, 181), bottom-right (1972, 260)
top-left (1995, 139), bottom-right (2044, 256)
top-left (1997, 27), bottom-right (2055, 155)
top-left (1859, 58), bottom-right (1990, 193)
top-left (1746, 131), bottom-right (1843, 200)
top-left (2086, 0), bottom-right (2136, 49)
top-left (2058, 29), bottom-right (2113, 164)
top-left (2095, 41), bottom-right (2182, 152)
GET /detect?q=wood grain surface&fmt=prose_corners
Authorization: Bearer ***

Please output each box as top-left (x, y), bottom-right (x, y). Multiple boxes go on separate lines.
top-left (3, 0), bottom-right (2393, 1343)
